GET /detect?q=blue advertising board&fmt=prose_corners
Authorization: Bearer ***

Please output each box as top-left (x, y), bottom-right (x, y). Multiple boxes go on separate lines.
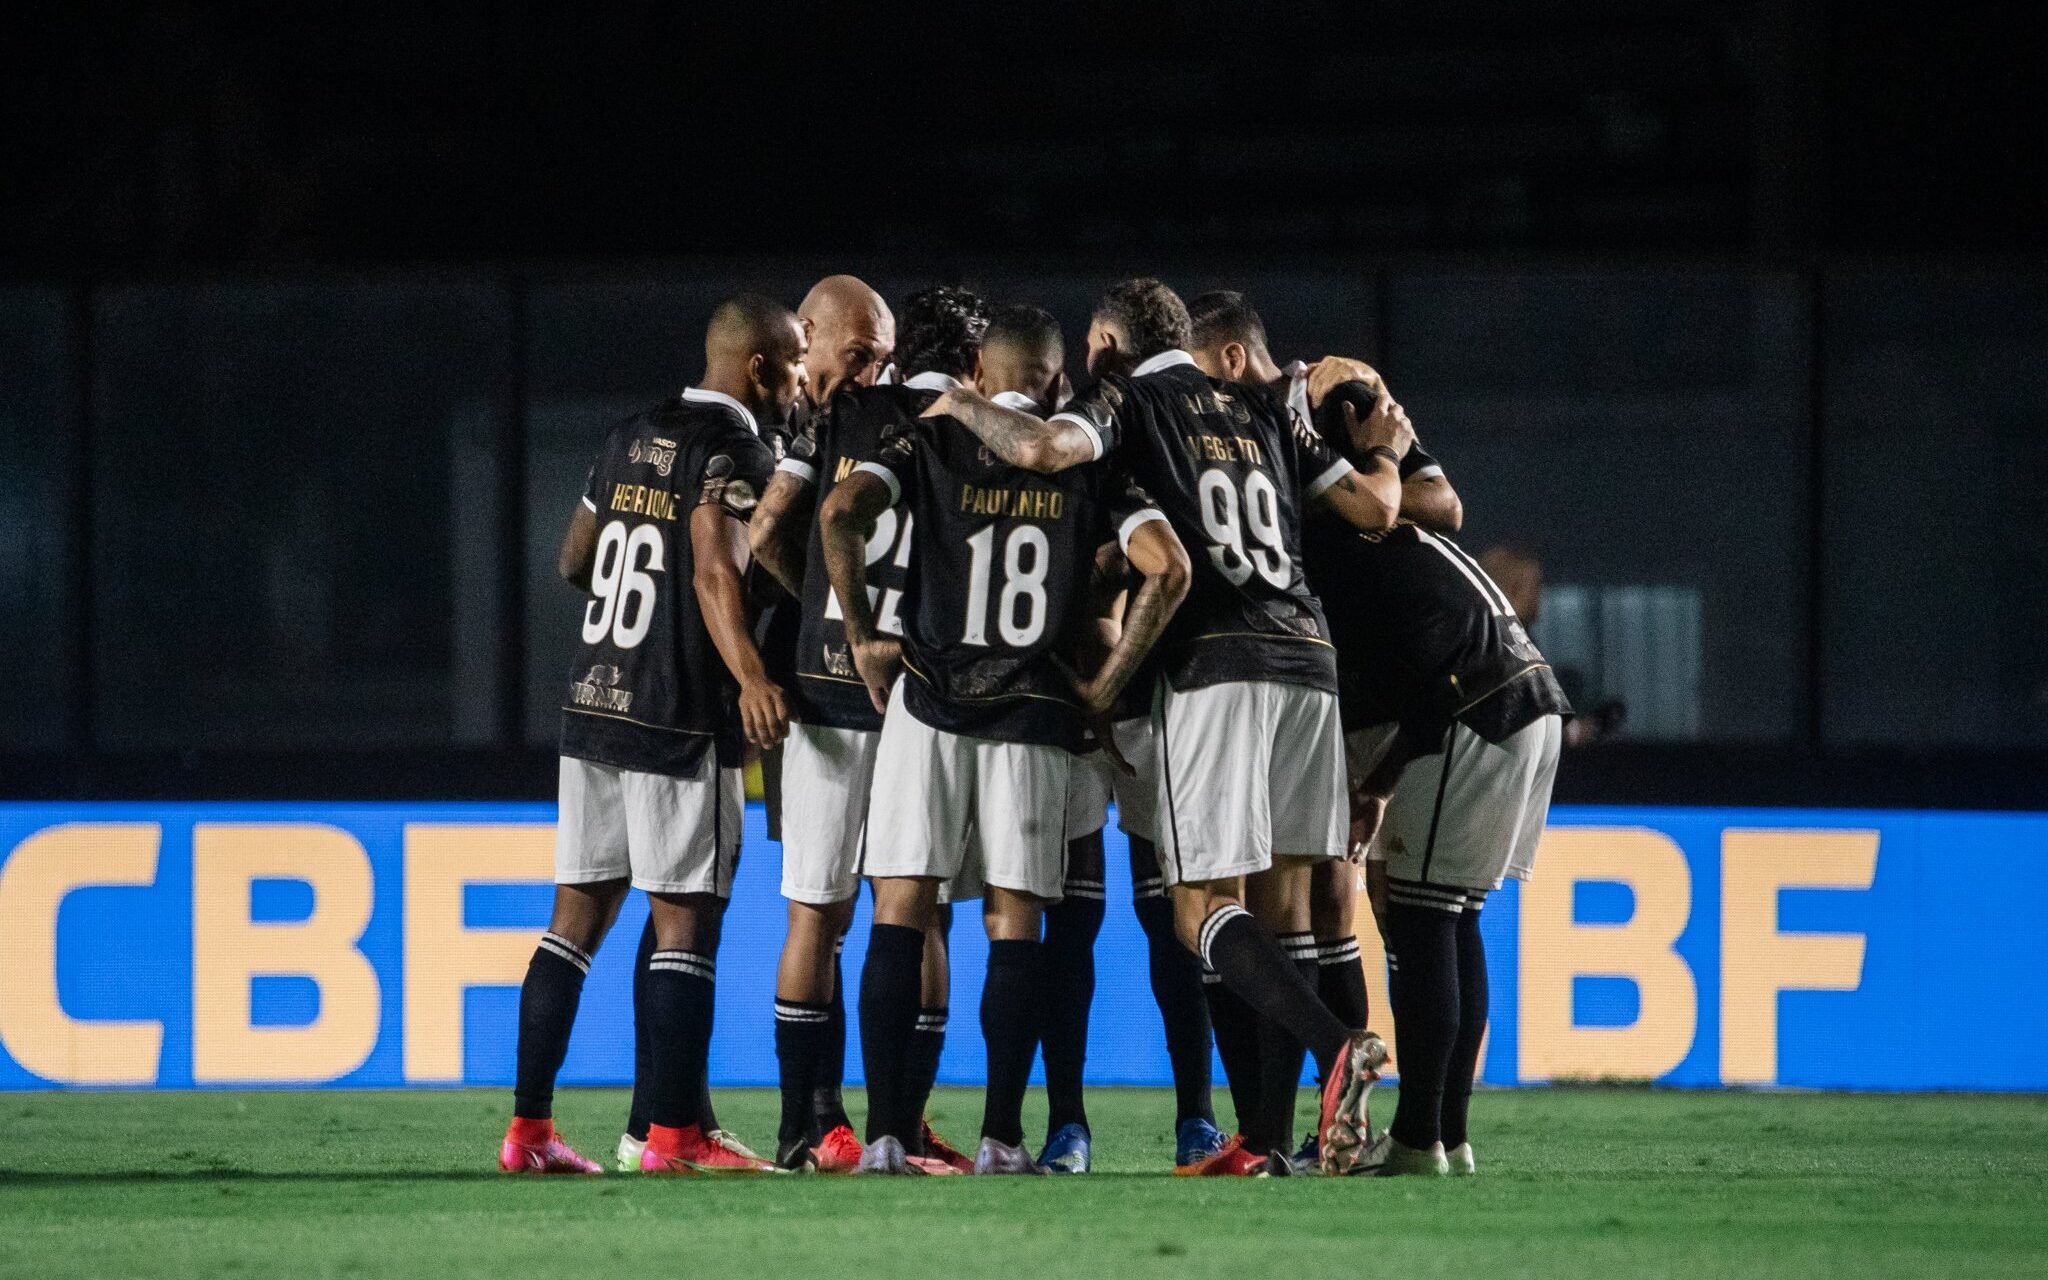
top-left (1, 803), bottom-right (2043, 1091)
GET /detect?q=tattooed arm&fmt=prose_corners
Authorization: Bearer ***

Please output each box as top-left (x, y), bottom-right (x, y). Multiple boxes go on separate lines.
top-left (748, 469), bottom-right (816, 595)
top-left (924, 387), bottom-right (1099, 474)
top-left (817, 470), bottom-right (901, 712)
top-left (1074, 517), bottom-right (1190, 717)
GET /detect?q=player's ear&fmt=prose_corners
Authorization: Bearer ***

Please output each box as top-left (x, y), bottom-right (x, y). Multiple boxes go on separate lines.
top-left (747, 351), bottom-right (766, 391)
top-left (1225, 341), bottom-right (1247, 380)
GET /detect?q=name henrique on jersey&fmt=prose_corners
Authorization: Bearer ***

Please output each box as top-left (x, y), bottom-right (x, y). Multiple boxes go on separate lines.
top-left (1304, 521), bottom-right (1571, 747)
top-left (860, 387), bottom-right (1164, 750)
top-left (777, 379), bottom-right (934, 732)
top-left (1054, 350), bottom-right (1353, 693)
top-left (560, 388), bottom-right (775, 776)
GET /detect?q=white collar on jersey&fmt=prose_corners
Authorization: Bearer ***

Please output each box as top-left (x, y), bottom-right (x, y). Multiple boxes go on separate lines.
top-left (903, 371), bottom-right (963, 392)
top-left (680, 386), bottom-right (759, 435)
top-left (1132, 349), bottom-right (1198, 377)
top-left (991, 390), bottom-right (1041, 412)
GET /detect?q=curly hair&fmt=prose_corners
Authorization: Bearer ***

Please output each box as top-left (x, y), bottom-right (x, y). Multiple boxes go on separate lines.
top-left (1091, 277), bottom-right (1191, 360)
top-left (895, 285), bottom-right (990, 380)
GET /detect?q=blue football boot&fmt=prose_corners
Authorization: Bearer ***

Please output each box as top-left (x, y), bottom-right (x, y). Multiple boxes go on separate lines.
top-left (1036, 1123), bottom-right (1092, 1174)
top-left (1173, 1117), bottom-right (1227, 1171)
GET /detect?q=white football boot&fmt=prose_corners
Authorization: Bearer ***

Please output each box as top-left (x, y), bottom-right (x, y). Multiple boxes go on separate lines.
top-left (1355, 1130), bottom-right (1450, 1176)
top-left (1446, 1142), bottom-right (1476, 1176)
top-left (616, 1132), bottom-right (647, 1173)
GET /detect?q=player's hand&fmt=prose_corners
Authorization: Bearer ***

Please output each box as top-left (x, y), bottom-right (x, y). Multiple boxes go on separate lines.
top-left (1347, 790), bottom-right (1386, 864)
top-left (1345, 393), bottom-right (1415, 461)
top-left (738, 676), bottom-right (790, 749)
top-left (852, 637), bottom-right (902, 713)
top-left (1305, 356), bottom-right (1385, 409)
top-left (1090, 712), bottom-right (1134, 776)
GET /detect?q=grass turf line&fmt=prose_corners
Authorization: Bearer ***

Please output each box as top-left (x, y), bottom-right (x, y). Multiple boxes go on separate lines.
top-left (3, 1087), bottom-right (2046, 1279)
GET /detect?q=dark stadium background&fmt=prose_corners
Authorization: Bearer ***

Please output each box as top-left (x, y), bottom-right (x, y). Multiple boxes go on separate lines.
top-left (2, 1), bottom-right (2042, 808)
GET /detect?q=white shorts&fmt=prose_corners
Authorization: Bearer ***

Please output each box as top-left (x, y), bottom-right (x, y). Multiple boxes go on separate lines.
top-left (1066, 747), bottom-right (1114, 842)
top-left (863, 683), bottom-right (1072, 901)
top-left (555, 755), bottom-right (742, 897)
top-left (1107, 715), bottom-right (1158, 841)
top-left (779, 722), bottom-right (880, 905)
top-left (1155, 680), bottom-right (1348, 886)
top-left (1363, 714), bottom-right (1563, 892)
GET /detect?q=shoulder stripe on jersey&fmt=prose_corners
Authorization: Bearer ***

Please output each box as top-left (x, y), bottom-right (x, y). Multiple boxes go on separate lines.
top-left (580, 494), bottom-right (598, 512)
top-left (851, 460), bottom-right (901, 505)
top-left (776, 457), bottom-right (818, 485)
top-left (1412, 527), bottom-right (1513, 616)
top-left (1432, 530), bottom-right (1515, 615)
top-left (1049, 411), bottom-right (1106, 461)
top-left (1304, 457), bottom-right (1354, 500)
top-left (1118, 507), bottom-right (1168, 552)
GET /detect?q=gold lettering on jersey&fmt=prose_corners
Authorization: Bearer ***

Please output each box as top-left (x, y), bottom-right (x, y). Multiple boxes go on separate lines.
top-left (1180, 432), bottom-right (1265, 466)
top-left (609, 483), bottom-right (682, 521)
top-left (833, 456), bottom-right (861, 483)
top-left (958, 484), bottom-right (1064, 520)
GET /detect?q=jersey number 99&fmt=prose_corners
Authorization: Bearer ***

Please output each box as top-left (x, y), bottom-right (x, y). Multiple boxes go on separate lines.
top-left (1197, 468), bottom-right (1289, 589)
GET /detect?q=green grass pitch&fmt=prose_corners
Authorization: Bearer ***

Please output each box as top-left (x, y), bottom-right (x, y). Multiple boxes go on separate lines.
top-left (4, 1087), bottom-right (2046, 1279)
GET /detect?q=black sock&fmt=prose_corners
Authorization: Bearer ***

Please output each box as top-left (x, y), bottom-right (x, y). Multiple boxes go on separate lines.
top-left (624, 916), bottom-right (655, 1140)
top-left (1205, 968), bottom-right (1261, 1134)
top-left (813, 941), bottom-right (853, 1134)
top-left (857, 923), bottom-right (925, 1144)
top-left (1132, 838), bottom-right (1213, 1126)
top-left (980, 938), bottom-right (1044, 1148)
top-left (1384, 891), bottom-right (1461, 1150)
top-left (644, 948), bottom-right (717, 1131)
top-left (1042, 840), bottom-right (1105, 1135)
top-left (1199, 906), bottom-right (1349, 1082)
top-left (905, 1007), bottom-right (948, 1150)
top-left (1318, 937), bottom-right (1370, 1032)
top-left (1246, 931), bottom-right (1319, 1154)
top-left (513, 933), bottom-right (592, 1120)
top-left (1442, 897), bottom-right (1489, 1150)
top-left (774, 999), bottom-right (831, 1147)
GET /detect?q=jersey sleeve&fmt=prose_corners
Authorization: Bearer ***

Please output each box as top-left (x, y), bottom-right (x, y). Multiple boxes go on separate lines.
top-left (1048, 375), bottom-right (1127, 460)
top-left (698, 432), bottom-right (775, 522)
top-left (1104, 466), bottom-right (1168, 553)
top-left (774, 406), bottom-right (821, 485)
top-left (1289, 404), bottom-right (1355, 500)
top-left (851, 411), bottom-right (919, 507)
top-left (1400, 442), bottom-right (1444, 481)
top-left (579, 462), bottom-right (600, 513)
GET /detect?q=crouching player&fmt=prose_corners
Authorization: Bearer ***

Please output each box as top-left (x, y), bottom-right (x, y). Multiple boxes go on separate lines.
top-left (498, 295), bottom-right (801, 1175)
top-left (1307, 458), bottom-right (1569, 1176)
top-left (821, 302), bottom-right (1192, 1174)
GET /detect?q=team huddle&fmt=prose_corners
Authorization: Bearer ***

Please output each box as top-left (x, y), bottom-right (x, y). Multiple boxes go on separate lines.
top-left (499, 274), bottom-right (1568, 1179)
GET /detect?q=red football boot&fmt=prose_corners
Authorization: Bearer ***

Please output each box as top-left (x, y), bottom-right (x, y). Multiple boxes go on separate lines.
top-left (812, 1123), bottom-right (865, 1173)
top-left (1183, 1133), bottom-right (1269, 1177)
top-left (499, 1117), bottom-right (603, 1175)
top-left (1319, 1029), bottom-right (1391, 1176)
top-left (641, 1123), bottom-right (776, 1174)
top-left (920, 1121), bottom-right (976, 1174)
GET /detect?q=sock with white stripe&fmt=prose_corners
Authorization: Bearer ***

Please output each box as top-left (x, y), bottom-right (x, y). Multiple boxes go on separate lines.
top-left (980, 939), bottom-right (1045, 1148)
top-left (1247, 930), bottom-right (1321, 1154)
top-left (1042, 833), bottom-right (1106, 1136)
top-left (1199, 907), bottom-right (1350, 1101)
top-left (1317, 936), bottom-right (1370, 1033)
top-left (1441, 896), bottom-right (1489, 1150)
top-left (645, 948), bottom-right (717, 1130)
top-left (904, 1007), bottom-right (949, 1150)
top-left (858, 924), bottom-right (925, 1144)
top-left (813, 939), bottom-right (854, 1135)
top-left (1132, 837), bottom-right (1214, 1127)
top-left (513, 932), bottom-right (593, 1120)
top-left (624, 915), bottom-right (655, 1140)
top-left (1384, 896), bottom-right (1459, 1150)
top-left (774, 999), bottom-right (832, 1147)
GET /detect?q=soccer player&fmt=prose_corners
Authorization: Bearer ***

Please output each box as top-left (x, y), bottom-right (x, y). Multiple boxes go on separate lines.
top-left (749, 279), bottom-right (972, 1173)
top-left (822, 294), bottom-right (1192, 1175)
top-left (1186, 290), bottom-right (1464, 1164)
top-left (498, 294), bottom-right (801, 1176)
top-left (926, 278), bottom-right (1404, 1175)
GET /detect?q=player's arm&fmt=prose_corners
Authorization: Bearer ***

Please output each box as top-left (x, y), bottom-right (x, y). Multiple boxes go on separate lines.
top-left (748, 469), bottom-right (816, 595)
top-left (1402, 469), bottom-right (1463, 534)
top-left (557, 501), bottom-right (598, 591)
top-left (925, 386), bottom-right (1099, 474)
top-left (1311, 392), bottom-right (1418, 532)
top-left (1074, 515), bottom-right (1190, 718)
top-left (817, 470), bottom-right (901, 712)
top-left (691, 504), bottom-right (790, 748)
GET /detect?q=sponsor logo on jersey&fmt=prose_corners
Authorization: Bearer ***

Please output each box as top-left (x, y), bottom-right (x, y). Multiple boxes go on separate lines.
top-left (627, 438), bottom-right (678, 476)
top-left (570, 664), bottom-right (633, 713)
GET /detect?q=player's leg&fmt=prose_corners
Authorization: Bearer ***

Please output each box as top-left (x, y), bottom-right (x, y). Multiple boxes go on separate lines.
top-left (907, 904), bottom-right (972, 1170)
top-left (1310, 863), bottom-right (1369, 1035)
top-left (618, 912), bottom-right (656, 1170)
top-left (1243, 857), bottom-right (1321, 1164)
top-left (1440, 891), bottom-right (1487, 1174)
top-left (1038, 828), bottom-right (1104, 1170)
top-left (772, 899), bottom-right (852, 1165)
top-left (502, 757), bottom-right (632, 1174)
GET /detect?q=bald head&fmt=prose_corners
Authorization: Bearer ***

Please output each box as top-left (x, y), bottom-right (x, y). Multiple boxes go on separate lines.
top-left (703, 293), bottom-right (807, 424)
top-left (798, 274), bottom-right (895, 403)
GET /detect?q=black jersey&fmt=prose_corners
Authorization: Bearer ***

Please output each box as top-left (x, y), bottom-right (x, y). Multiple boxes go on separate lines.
top-left (1305, 521), bottom-right (1571, 747)
top-left (559, 388), bottom-right (775, 776)
top-left (866, 394), bottom-right (1161, 749)
top-left (1055, 351), bottom-right (1352, 694)
top-left (780, 380), bottom-right (932, 731)
top-left (751, 406), bottom-right (805, 689)
top-left (1279, 361), bottom-right (1446, 485)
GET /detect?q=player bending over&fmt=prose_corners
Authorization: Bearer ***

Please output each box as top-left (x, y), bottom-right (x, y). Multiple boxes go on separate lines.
top-left (498, 295), bottom-right (801, 1176)
top-left (822, 292), bottom-right (1191, 1175)
top-left (927, 278), bottom-right (1401, 1175)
